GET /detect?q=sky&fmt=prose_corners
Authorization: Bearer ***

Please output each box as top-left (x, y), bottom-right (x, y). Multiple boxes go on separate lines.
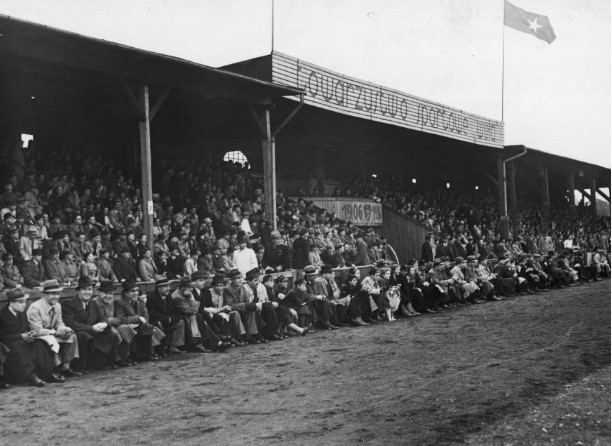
top-left (1, 0), bottom-right (610, 169)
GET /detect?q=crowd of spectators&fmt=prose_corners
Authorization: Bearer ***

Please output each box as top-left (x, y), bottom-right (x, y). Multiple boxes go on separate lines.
top-left (0, 142), bottom-right (609, 389)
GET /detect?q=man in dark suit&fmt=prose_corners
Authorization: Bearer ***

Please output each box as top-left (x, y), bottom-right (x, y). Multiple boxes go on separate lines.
top-left (292, 229), bottom-right (311, 270)
top-left (353, 234), bottom-right (371, 266)
top-left (113, 248), bottom-right (140, 282)
top-left (0, 289), bottom-right (57, 386)
top-left (62, 277), bottom-right (121, 371)
top-left (114, 281), bottom-right (163, 361)
top-left (435, 236), bottom-right (453, 261)
top-left (20, 248), bottom-right (46, 288)
top-left (421, 234), bottom-right (435, 262)
top-left (146, 279), bottom-right (185, 355)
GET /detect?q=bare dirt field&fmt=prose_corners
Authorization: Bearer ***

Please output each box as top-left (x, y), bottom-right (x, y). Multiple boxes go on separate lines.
top-left (1, 280), bottom-right (610, 446)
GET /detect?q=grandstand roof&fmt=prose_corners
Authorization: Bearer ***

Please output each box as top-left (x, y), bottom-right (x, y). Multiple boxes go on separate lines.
top-left (506, 145), bottom-right (610, 190)
top-left (0, 15), bottom-right (303, 105)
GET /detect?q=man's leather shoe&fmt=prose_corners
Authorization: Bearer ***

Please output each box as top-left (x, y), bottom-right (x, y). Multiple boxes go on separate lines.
top-left (28, 373), bottom-right (46, 387)
top-left (351, 317), bottom-right (369, 327)
top-left (49, 372), bottom-right (66, 383)
top-left (193, 345), bottom-right (208, 353)
top-left (168, 347), bottom-right (185, 355)
top-left (215, 342), bottom-right (228, 353)
top-left (245, 336), bottom-right (260, 344)
top-left (301, 323), bottom-right (313, 335)
top-left (147, 354), bottom-right (160, 361)
top-left (61, 367), bottom-right (82, 377)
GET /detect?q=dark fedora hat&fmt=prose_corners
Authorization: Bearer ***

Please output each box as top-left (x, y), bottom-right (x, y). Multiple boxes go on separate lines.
top-left (98, 281), bottom-right (116, 293)
top-left (7, 289), bottom-right (28, 301)
top-left (77, 276), bottom-right (93, 289)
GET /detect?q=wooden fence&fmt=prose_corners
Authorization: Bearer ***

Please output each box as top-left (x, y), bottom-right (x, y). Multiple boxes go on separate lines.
top-left (381, 205), bottom-right (438, 264)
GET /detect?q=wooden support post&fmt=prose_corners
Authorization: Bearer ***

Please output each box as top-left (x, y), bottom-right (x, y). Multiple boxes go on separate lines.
top-left (509, 161), bottom-right (517, 239)
top-left (497, 152), bottom-right (509, 240)
top-left (138, 85), bottom-right (154, 251)
top-left (591, 178), bottom-right (598, 215)
top-left (541, 168), bottom-right (550, 233)
top-left (567, 171), bottom-right (575, 213)
top-left (261, 107), bottom-right (277, 230)
top-left (497, 152), bottom-right (507, 216)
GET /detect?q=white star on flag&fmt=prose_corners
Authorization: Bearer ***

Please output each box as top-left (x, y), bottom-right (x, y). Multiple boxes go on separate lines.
top-left (527, 17), bottom-right (542, 34)
top-left (504, 1), bottom-right (556, 43)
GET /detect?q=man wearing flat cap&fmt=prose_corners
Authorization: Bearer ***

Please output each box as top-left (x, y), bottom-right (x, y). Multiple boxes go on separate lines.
top-left (192, 272), bottom-right (246, 347)
top-left (0, 289), bottom-right (56, 386)
top-left (146, 278), bottom-right (186, 355)
top-left (263, 231), bottom-right (292, 272)
top-left (115, 281), bottom-right (164, 361)
top-left (223, 269), bottom-right (261, 344)
top-left (303, 265), bottom-right (338, 330)
top-left (314, 265), bottom-right (347, 326)
top-left (87, 281), bottom-right (136, 367)
top-left (27, 280), bottom-right (81, 379)
top-left (62, 277), bottom-right (121, 371)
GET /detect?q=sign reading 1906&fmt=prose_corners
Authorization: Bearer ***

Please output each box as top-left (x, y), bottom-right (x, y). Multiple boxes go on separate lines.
top-left (306, 198), bottom-right (383, 226)
top-left (340, 202), bottom-right (382, 225)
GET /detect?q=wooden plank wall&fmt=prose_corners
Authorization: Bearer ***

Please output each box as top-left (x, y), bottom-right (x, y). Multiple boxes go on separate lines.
top-left (382, 205), bottom-right (438, 264)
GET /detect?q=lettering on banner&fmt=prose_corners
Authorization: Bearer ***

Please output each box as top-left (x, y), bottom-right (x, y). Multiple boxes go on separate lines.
top-left (292, 56), bottom-right (501, 146)
top-left (476, 120), bottom-right (498, 142)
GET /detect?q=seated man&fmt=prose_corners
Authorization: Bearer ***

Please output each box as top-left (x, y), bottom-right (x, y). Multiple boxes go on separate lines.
top-left (43, 248), bottom-right (69, 284)
top-left (314, 265), bottom-right (348, 326)
top-left (304, 265), bottom-right (339, 329)
top-left (450, 257), bottom-right (481, 303)
top-left (114, 281), bottom-right (164, 362)
top-left (20, 248), bottom-right (46, 289)
top-left (243, 268), bottom-right (280, 341)
top-left (113, 248), bottom-right (140, 283)
top-left (171, 277), bottom-right (227, 353)
top-left (222, 269), bottom-right (261, 344)
top-left (192, 272), bottom-right (246, 346)
top-left (26, 280), bottom-right (82, 380)
top-left (0, 289), bottom-right (57, 386)
top-left (146, 278), bottom-right (186, 355)
top-left (284, 277), bottom-right (318, 329)
top-left (89, 281), bottom-right (138, 367)
top-left (61, 277), bottom-right (121, 371)
top-left (1, 253), bottom-right (24, 289)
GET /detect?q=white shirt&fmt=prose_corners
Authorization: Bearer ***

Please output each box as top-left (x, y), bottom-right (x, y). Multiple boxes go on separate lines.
top-left (232, 247), bottom-right (258, 276)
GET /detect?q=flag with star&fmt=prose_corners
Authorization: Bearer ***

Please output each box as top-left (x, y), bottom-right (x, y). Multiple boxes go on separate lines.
top-left (504, 1), bottom-right (556, 44)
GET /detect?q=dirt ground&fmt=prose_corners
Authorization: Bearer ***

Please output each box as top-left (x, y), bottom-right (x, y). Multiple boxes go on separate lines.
top-left (1, 281), bottom-right (609, 446)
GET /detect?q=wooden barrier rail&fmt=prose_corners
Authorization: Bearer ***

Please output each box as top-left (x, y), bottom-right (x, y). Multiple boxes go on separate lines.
top-left (0, 266), bottom-right (375, 310)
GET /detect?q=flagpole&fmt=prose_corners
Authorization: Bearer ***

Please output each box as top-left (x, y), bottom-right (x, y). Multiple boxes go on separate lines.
top-left (501, 0), bottom-right (505, 123)
top-left (271, 0), bottom-right (275, 53)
